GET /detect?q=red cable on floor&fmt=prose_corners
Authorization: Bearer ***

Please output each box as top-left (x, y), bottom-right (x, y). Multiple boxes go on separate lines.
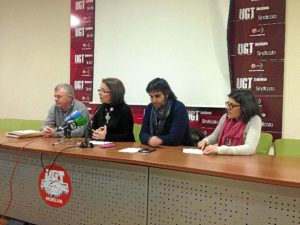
top-left (1, 137), bottom-right (44, 218)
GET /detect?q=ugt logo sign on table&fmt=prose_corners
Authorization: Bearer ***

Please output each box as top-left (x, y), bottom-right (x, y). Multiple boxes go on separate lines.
top-left (39, 164), bottom-right (72, 208)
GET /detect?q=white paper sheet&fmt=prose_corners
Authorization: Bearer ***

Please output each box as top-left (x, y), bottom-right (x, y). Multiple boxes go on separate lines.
top-left (118, 148), bottom-right (140, 153)
top-left (183, 149), bottom-right (204, 155)
top-left (90, 141), bottom-right (113, 146)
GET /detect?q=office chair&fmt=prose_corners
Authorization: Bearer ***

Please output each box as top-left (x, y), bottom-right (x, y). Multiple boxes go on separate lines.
top-left (256, 132), bottom-right (273, 155)
top-left (190, 128), bottom-right (205, 146)
top-left (134, 124), bottom-right (142, 143)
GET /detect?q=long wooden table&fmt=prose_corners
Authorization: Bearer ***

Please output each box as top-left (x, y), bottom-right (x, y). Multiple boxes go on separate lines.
top-left (0, 134), bottom-right (299, 225)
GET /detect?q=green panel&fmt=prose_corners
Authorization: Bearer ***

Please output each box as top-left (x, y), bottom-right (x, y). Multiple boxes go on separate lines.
top-left (0, 118), bottom-right (44, 132)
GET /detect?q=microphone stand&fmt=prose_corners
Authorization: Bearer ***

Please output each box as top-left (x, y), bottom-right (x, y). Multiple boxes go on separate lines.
top-left (53, 121), bottom-right (75, 146)
top-left (80, 105), bottom-right (101, 148)
top-left (64, 124), bottom-right (72, 139)
top-left (80, 119), bottom-right (94, 148)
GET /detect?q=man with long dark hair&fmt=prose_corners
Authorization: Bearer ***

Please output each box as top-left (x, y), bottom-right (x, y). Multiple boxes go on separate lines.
top-left (140, 78), bottom-right (193, 147)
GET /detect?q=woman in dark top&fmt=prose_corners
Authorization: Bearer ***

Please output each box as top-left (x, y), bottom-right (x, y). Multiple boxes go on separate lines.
top-left (91, 78), bottom-right (135, 142)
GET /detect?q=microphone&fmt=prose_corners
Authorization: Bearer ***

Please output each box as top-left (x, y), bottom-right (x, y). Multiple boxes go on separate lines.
top-left (64, 110), bottom-right (82, 123)
top-left (74, 116), bottom-right (87, 127)
top-left (57, 115), bottom-right (87, 132)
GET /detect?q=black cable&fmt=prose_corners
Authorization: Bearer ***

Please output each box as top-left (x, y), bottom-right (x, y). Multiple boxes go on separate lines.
top-left (40, 145), bottom-right (79, 173)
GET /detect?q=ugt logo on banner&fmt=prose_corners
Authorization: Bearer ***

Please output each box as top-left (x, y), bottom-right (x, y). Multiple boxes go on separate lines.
top-left (39, 164), bottom-right (72, 208)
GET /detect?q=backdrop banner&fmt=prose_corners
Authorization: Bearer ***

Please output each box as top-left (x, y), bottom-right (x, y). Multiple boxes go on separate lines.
top-left (70, 0), bottom-right (285, 138)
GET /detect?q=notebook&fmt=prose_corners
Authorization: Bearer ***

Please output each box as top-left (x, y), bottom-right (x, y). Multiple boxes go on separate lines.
top-left (5, 130), bottom-right (42, 139)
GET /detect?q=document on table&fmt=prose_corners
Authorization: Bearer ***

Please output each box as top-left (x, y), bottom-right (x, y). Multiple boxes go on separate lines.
top-left (183, 149), bottom-right (204, 154)
top-left (118, 148), bottom-right (140, 153)
top-left (6, 130), bottom-right (42, 138)
top-left (89, 141), bottom-right (115, 148)
top-left (90, 141), bottom-right (113, 145)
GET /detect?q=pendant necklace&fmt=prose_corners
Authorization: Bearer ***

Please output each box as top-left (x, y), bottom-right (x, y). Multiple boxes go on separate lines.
top-left (105, 107), bottom-right (114, 124)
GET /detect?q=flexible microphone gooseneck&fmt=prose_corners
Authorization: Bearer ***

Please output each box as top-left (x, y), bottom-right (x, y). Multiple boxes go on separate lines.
top-left (79, 119), bottom-right (94, 148)
top-left (79, 106), bottom-right (101, 148)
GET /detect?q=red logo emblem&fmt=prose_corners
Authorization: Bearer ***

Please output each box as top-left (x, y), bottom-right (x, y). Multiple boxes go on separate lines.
top-left (39, 164), bottom-right (72, 208)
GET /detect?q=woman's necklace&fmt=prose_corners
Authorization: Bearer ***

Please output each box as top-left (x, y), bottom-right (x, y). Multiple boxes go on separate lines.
top-left (105, 107), bottom-right (114, 124)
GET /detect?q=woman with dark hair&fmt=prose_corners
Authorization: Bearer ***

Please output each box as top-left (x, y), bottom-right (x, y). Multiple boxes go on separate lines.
top-left (140, 78), bottom-right (193, 147)
top-left (197, 89), bottom-right (262, 155)
top-left (91, 78), bottom-right (135, 141)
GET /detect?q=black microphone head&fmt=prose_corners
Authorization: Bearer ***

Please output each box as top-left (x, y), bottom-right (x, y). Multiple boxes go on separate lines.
top-left (57, 120), bottom-right (77, 132)
top-left (79, 141), bottom-right (94, 148)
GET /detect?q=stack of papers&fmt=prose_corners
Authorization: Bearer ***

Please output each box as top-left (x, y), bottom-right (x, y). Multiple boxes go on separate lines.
top-left (6, 130), bottom-right (42, 139)
top-left (89, 141), bottom-right (115, 148)
top-left (90, 141), bottom-right (113, 145)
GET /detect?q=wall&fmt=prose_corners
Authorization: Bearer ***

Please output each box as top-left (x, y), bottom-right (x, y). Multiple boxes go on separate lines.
top-left (283, 0), bottom-right (300, 139)
top-left (0, 0), bottom-right (70, 120)
top-left (0, 0), bottom-right (299, 139)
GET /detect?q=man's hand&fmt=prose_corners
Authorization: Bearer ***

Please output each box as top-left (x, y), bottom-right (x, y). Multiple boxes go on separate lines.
top-left (42, 126), bottom-right (56, 138)
top-left (148, 136), bottom-right (163, 147)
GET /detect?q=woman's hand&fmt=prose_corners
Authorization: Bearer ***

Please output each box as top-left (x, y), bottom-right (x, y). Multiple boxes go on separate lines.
top-left (197, 140), bottom-right (209, 150)
top-left (203, 144), bottom-right (218, 155)
top-left (92, 125), bottom-right (107, 140)
top-left (197, 140), bottom-right (218, 154)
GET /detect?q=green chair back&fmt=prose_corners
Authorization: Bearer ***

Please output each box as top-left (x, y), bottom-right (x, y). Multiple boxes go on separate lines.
top-left (133, 124), bottom-right (142, 143)
top-left (256, 132), bottom-right (273, 155)
top-left (274, 139), bottom-right (300, 157)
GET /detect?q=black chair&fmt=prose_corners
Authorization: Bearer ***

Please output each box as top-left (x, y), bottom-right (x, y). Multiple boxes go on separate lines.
top-left (190, 128), bottom-right (205, 146)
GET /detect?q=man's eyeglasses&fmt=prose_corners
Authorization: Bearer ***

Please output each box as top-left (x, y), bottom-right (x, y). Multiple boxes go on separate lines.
top-left (225, 101), bottom-right (240, 109)
top-left (98, 89), bottom-right (111, 94)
